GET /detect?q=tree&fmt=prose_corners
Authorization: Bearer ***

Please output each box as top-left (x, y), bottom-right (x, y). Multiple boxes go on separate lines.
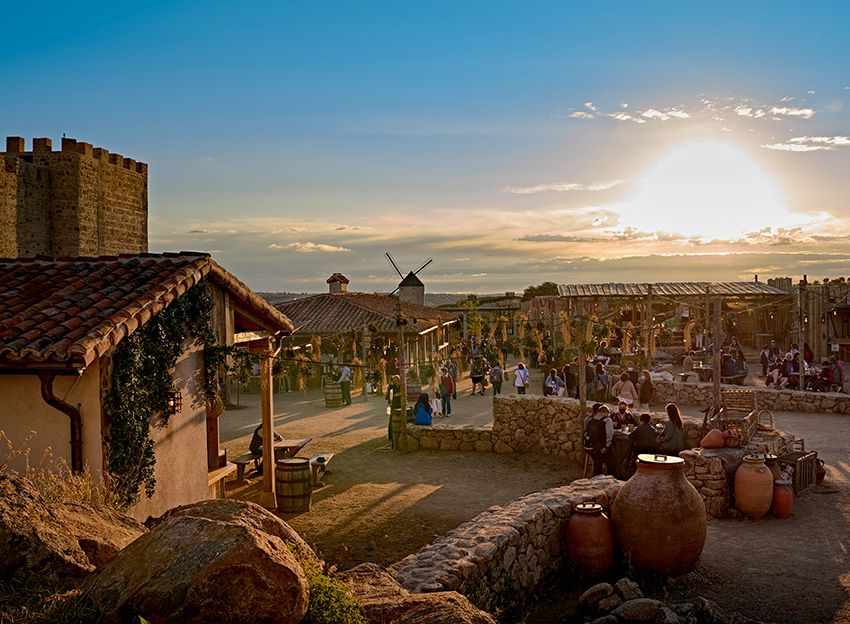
top-left (522, 281), bottom-right (559, 301)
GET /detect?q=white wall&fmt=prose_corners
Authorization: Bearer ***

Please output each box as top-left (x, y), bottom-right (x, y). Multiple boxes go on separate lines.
top-left (0, 362), bottom-right (103, 476)
top-left (127, 341), bottom-right (209, 521)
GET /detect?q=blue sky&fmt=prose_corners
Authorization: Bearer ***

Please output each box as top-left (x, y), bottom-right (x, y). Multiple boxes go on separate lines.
top-left (3, 2), bottom-right (849, 291)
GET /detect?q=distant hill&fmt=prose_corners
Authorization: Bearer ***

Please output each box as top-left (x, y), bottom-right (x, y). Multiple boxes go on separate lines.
top-left (258, 292), bottom-right (505, 308)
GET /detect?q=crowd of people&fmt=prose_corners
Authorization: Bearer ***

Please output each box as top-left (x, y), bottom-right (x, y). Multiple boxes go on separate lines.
top-left (759, 339), bottom-right (845, 392)
top-left (582, 401), bottom-right (685, 477)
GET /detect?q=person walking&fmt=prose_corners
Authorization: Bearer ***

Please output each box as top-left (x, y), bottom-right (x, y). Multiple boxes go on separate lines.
top-left (489, 362), bottom-right (504, 395)
top-left (514, 362), bottom-right (529, 394)
top-left (337, 363), bottom-right (352, 406)
top-left (583, 404), bottom-right (613, 476)
top-left (439, 367), bottom-right (454, 416)
top-left (612, 372), bottom-right (639, 407)
top-left (447, 360), bottom-right (458, 400)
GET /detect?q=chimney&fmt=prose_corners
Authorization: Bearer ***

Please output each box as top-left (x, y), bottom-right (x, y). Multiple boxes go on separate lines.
top-left (327, 273), bottom-right (349, 294)
top-left (398, 271), bottom-right (425, 306)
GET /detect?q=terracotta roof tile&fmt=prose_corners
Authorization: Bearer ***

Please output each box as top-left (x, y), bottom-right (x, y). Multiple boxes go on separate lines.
top-left (0, 252), bottom-right (293, 369)
top-left (275, 292), bottom-right (460, 336)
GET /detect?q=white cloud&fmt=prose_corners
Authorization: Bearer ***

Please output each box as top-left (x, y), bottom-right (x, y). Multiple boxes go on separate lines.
top-left (762, 135), bottom-right (850, 152)
top-left (502, 180), bottom-right (624, 194)
top-left (584, 101), bottom-right (599, 112)
top-left (606, 112), bottom-right (646, 124)
top-left (269, 242), bottom-right (352, 253)
top-left (641, 108), bottom-right (669, 120)
top-left (769, 106), bottom-right (815, 119)
top-left (570, 111), bottom-right (595, 120)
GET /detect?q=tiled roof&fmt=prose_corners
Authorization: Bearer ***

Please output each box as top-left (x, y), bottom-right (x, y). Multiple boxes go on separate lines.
top-left (274, 292), bottom-right (459, 336)
top-left (558, 282), bottom-right (787, 299)
top-left (0, 253), bottom-right (293, 370)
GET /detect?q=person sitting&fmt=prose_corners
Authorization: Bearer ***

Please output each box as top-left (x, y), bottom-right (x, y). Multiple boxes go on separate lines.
top-left (596, 340), bottom-right (611, 365)
top-left (612, 372), bottom-right (639, 407)
top-left (785, 354), bottom-right (799, 389)
top-left (413, 393), bottom-right (433, 425)
top-left (611, 401), bottom-right (637, 429)
top-left (682, 350), bottom-right (696, 380)
top-left (248, 424), bottom-right (284, 476)
top-left (543, 368), bottom-right (565, 396)
top-left (629, 413), bottom-right (659, 455)
top-left (658, 403), bottom-right (685, 456)
top-left (766, 356), bottom-right (788, 388)
top-left (829, 356), bottom-right (845, 392)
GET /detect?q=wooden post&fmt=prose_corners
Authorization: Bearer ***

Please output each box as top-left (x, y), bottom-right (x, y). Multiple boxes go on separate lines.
top-left (396, 303), bottom-right (409, 453)
top-left (361, 325), bottom-right (369, 400)
top-left (644, 284), bottom-right (654, 369)
top-left (712, 298), bottom-right (722, 410)
top-left (259, 340), bottom-right (276, 508)
top-left (799, 278), bottom-right (806, 391)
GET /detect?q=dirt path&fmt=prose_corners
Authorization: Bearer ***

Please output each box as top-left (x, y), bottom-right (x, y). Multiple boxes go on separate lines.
top-left (220, 372), bottom-right (850, 623)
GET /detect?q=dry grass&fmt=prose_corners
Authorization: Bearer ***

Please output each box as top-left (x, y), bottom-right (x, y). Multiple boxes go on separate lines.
top-left (0, 582), bottom-right (97, 624)
top-left (0, 430), bottom-right (125, 511)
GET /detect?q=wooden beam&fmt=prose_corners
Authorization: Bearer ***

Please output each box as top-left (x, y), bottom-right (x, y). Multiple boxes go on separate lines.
top-left (259, 338), bottom-right (276, 508)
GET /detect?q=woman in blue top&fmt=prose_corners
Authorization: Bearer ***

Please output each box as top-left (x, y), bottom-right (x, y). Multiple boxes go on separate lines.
top-left (413, 393), bottom-right (433, 425)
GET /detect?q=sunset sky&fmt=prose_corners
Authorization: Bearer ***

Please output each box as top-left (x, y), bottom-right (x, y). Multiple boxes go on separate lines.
top-left (3, 2), bottom-right (849, 292)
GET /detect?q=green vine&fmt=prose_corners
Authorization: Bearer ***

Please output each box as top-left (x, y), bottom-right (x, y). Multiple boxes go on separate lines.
top-left (103, 280), bottom-right (222, 507)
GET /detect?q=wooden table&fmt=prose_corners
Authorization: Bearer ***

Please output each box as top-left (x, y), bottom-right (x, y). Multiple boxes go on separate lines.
top-left (694, 366), bottom-right (713, 383)
top-left (274, 438), bottom-right (312, 461)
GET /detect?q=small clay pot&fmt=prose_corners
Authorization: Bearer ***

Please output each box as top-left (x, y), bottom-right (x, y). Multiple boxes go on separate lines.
top-left (772, 479), bottom-right (794, 518)
top-left (723, 430), bottom-right (742, 448)
top-left (564, 502), bottom-right (614, 581)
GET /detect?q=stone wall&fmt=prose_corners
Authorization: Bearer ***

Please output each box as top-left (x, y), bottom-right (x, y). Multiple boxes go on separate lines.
top-left (391, 475), bottom-right (623, 610)
top-left (407, 395), bottom-right (704, 469)
top-left (0, 136), bottom-right (147, 258)
top-left (654, 380), bottom-right (850, 414)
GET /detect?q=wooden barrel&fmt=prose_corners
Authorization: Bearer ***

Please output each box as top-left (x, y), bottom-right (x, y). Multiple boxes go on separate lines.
top-left (275, 458), bottom-right (312, 513)
top-left (324, 382), bottom-right (343, 407)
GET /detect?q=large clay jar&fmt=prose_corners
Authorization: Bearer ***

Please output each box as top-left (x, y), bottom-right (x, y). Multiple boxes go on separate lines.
top-left (611, 454), bottom-right (707, 576)
top-left (564, 502), bottom-right (614, 581)
top-left (772, 479), bottom-right (794, 518)
top-left (700, 429), bottom-right (725, 449)
top-left (735, 454), bottom-right (774, 520)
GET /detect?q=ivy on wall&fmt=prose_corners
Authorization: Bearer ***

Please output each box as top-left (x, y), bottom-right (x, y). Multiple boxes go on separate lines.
top-left (103, 280), bottom-right (221, 507)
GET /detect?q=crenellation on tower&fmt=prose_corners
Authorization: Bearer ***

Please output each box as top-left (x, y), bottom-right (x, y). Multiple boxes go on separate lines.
top-left (0, 135), bottom-right (148, 258)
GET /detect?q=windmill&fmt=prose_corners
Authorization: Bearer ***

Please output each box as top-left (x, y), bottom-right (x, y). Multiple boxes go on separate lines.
top-left (384, 253), bottom-right (432, 452)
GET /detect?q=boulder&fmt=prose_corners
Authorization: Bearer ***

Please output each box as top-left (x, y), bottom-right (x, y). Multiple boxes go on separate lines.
top-left (147, 499), bottom-right (319, 569)
top-left (0, 475), bottom-right (93, 588)
top-left (578, 582), bottom-right (614, 609)
top-left (655, 606), bottom-right (683, 624)
top-left (615, 577), bottom-right (644, 601)
top-left (337, 563), bottom-right (495, 624)
top-left (53, 502), bottom-right (147, 567)
top-left (610, 598), bottom-right (663, 623)
top-left (692, 597), bottom-right (731, 624)
top-left (83, 514), bottom-right (308, 624)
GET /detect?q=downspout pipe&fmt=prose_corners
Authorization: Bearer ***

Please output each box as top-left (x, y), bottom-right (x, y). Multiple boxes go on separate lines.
top-left (37, 370), bottom-right (83, 474)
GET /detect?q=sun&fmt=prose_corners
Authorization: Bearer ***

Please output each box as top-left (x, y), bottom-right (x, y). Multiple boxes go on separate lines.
top-left (621, 141), bottom-right (797, 240)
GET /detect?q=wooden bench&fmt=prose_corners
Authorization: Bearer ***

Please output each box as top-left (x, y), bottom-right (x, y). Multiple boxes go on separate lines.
top-left (207, 463), bottom-right (237, 498)
top-left (307, 452), bottom-right (335, 487)
top-left (233, 452), bottom-right (261, 481)
top-left (720, 374), bottom-right (747, 385)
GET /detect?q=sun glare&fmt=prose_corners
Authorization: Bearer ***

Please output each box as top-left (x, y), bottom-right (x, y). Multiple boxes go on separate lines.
top-left (622, 141), bottom-right (797, 240)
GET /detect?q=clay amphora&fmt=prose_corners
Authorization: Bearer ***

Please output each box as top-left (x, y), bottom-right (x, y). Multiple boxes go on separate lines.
top-left (772, 479), bottom-right (794, 518)
top-left (763, 454), bottom-right (782, 482)
top-left (735, 454), bottom-right (774, 520)
top-left (723, 430), bottom-right (742, 447)
top-left (564, 502), bottom-right (614, 580)
top-left (611, 454), bottom-right (707, 576)
top-left (700, 429), bottom-right (725, 448)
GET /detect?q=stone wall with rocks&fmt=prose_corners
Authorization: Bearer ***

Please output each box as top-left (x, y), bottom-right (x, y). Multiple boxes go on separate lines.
top-left (654, 379), bottom-right (850, 414)
top-left (391, 475), bottom-right (622, 611)
top-left (407, 395), bottom-right (704, 469)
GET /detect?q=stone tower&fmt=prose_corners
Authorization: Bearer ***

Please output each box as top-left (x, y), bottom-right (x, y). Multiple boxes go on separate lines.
top-left (398, 271), bottom-right (425, 306)
top-left (0, 136), bottom-right (148, 258)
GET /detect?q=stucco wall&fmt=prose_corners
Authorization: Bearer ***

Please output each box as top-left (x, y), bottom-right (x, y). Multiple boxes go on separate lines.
top-left (0, 361), bottom-right (103, 475)
top-left (128, 341), bottom-right (209, 521)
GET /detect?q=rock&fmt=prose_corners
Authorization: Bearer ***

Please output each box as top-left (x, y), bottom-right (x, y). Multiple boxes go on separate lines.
top-left (391, 593), bottom-right (497, 624)
top-left (338, 563), bottom-right (494, 624)
top-left (598, 594), bottom-right (623, 612)
top-left (589, 616), bottom-right (619, 624)
top-left (610, 598), bottom-right (663, 623)
top-left (579, 582), bottom-right (614, 609)
top-left (656, 606), bottom-right (683, 624)
top-left (53, 502), bottom-right (147, 567)
top-left (0, 475), bottom-right (93, 588)
top-left (148, 499), bottom-right (319, 569)
top-left (83, 514), bottom-right (308, 624)
top-left (692, 597), bottom-right (731, 624)
top-left (615, 577), bottom-right (644, 601)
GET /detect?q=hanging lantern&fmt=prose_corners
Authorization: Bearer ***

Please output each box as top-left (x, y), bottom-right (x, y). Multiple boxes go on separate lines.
top-left (166, 390), bottom-right (182, 416)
